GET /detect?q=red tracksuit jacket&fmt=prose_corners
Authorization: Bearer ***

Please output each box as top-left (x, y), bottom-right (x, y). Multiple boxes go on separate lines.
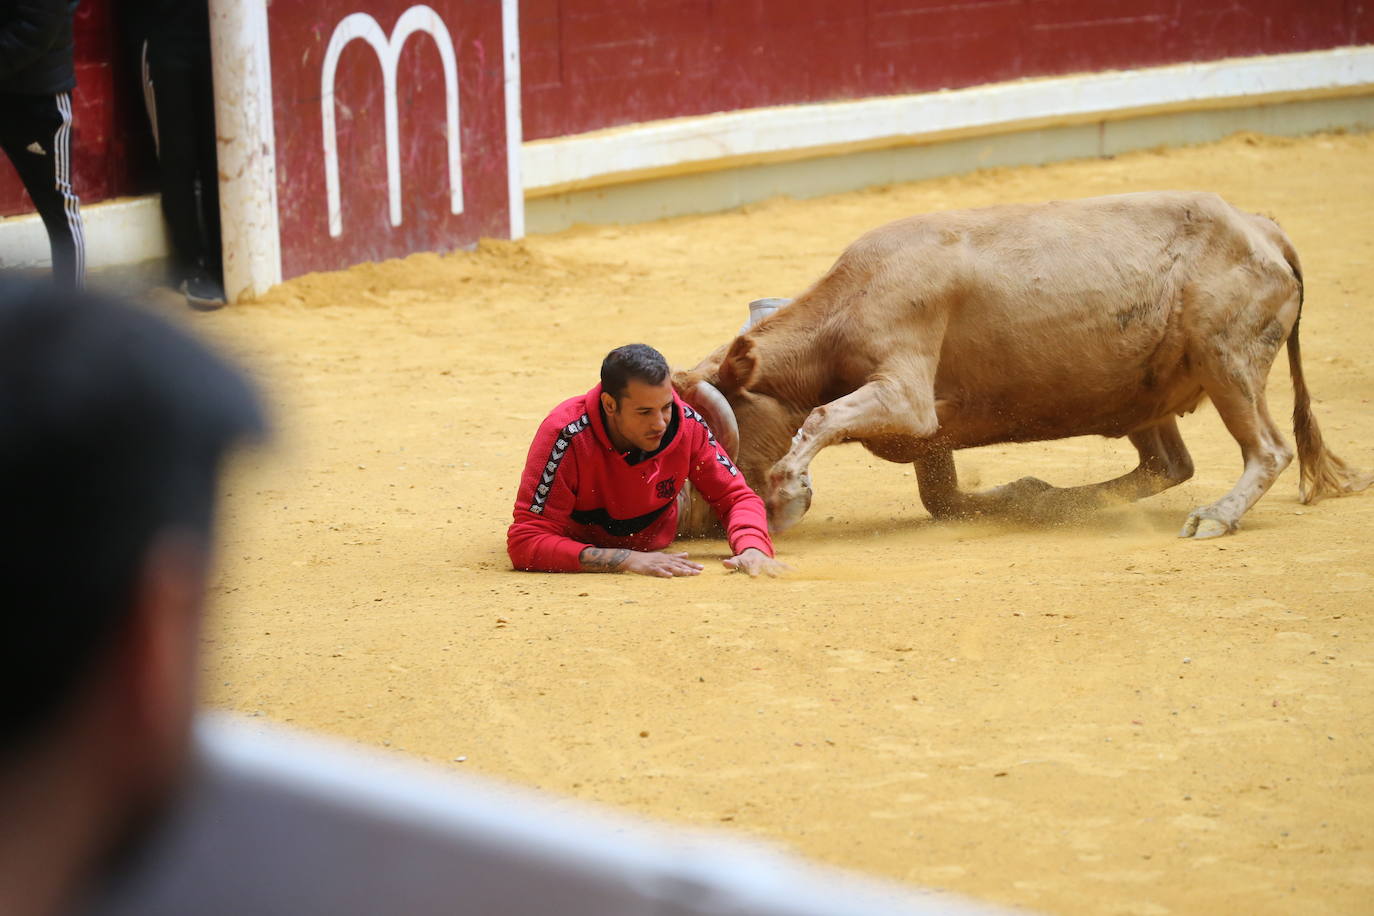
top-left (507, 384), bottom-right (774, 572)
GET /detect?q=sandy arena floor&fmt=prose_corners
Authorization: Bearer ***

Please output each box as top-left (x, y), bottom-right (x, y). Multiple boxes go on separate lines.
top-left (194, 131), bottom-right (1372, 916)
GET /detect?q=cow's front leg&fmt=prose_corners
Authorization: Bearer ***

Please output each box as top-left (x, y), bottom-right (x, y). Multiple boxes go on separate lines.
top-left (766, 376), bottom-right (940, 532)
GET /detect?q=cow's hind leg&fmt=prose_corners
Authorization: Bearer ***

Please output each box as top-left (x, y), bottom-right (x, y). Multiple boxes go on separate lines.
top-left (1016, 418), bottom-right (1196, 520)
top-left (913, 449), bottom-right (968, 519)
top-left (1180, 377), bottom-right (1293, 539)
top-left (914, 419), bottom-right (1194, 521)
top-left (911, 449), bottom-right (1050, 518)
top-left (1119, 418), bottom-right (1197, 499)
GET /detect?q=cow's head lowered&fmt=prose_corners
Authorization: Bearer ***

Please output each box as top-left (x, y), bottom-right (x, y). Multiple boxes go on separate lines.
top-left (674, 330), bottom-right (816, 537)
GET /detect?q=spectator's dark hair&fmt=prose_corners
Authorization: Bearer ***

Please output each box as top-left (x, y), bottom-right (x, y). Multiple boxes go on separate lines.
top-left (600, 344), bottom-right (669, 402)
top-left (0, 279), bottom-right (267, 758)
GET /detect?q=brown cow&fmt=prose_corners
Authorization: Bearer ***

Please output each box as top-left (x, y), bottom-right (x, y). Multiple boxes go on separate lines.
top-left (674, 191), bottom-right (1371, 539)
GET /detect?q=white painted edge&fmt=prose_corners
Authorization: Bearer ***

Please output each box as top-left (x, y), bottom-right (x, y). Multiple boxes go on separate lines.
top-left (209, 0), bottom-right (282, 301)
top-left (523, 46), bottom-right (1374, 193)
top-left (502, 0), bottom-right (524, 239)
top-left (0, 196), bottom-right (166, 271)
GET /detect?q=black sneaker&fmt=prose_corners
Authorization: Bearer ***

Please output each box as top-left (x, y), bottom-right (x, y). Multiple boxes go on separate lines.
top-left (180, 273), bottom-right (226, 311)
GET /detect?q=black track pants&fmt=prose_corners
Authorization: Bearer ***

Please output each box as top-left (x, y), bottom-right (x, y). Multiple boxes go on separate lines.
top-left (0, 91), bottom-right (85, 288)
top-left (142, 38), bottom-right (221, 285)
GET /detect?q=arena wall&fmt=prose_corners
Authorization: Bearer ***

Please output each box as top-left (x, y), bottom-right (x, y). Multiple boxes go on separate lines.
top-left (522, 46), bottom-right (1374, 232)
top-left (1, 2), bottom-right (1372, 293)
top-left (518, 0), bottom-right (1374, 141)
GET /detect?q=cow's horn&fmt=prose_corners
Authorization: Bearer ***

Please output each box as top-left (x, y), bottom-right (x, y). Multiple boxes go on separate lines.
top-left (689, 380), bottom-right (739, 460)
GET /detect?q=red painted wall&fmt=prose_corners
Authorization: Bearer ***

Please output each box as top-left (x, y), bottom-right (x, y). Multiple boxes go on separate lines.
top-left (267, 0), bottom-right (512, 279)
top-left (3, 1), bottom-right (1369, 221)
top-left (519, 0), bottom-right (1374, 142)
top-left (0, 0), bottom-right (157, 217)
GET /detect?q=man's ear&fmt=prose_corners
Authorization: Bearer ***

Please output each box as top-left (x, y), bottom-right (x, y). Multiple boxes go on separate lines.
top-left (599, 390), bottom-right (617, 415)
top-left (717, 336), bottom-right (759, 394)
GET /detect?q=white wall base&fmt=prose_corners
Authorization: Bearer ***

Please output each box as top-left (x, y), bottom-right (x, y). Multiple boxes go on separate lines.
top-left (0, 195), bottom-right (167, 273)
top-left (526, 91), bottom-right (1374, 233)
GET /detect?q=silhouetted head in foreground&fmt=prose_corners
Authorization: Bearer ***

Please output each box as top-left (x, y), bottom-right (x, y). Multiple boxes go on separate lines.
top-left (0, 278), bottom-right (266, 916)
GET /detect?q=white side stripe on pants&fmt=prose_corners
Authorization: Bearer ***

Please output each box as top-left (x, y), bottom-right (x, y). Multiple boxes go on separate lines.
top-left (53, 91), bottom-right (86, 287)
top-left (140, 40), bottom-right (160, 157)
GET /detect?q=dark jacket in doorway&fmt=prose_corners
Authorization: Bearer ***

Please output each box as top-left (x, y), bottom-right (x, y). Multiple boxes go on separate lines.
top-left (0, 0), bottom-right (80, 94)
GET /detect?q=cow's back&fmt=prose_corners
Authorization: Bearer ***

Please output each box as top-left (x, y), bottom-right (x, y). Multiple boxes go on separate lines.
top-left (822, 192), bottom-right (1299, 447)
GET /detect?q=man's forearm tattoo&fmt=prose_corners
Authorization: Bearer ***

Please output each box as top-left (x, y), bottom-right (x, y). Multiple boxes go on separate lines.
top-left (580, 547), bottom-right (630, 572)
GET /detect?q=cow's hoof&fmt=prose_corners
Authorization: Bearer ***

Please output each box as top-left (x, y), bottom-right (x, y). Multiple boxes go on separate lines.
top-left (768, 482), bottom-right (813, 534)
top-left (1178, 510), bottom-right (1236, 539)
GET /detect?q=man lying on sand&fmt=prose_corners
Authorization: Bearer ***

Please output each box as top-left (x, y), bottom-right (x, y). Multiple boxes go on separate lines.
top-left (507, 344), bottom-right (785, 577)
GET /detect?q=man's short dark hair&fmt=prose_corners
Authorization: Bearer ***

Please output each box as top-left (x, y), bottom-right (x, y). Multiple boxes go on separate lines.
top-left (0, 279), bottom-right (267, 757)
top-left (600, 343), bottom-right (669, 401)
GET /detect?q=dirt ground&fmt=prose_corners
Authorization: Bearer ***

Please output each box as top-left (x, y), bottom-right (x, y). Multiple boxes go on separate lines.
top-left (193, 131), bottom-right (1373, 916)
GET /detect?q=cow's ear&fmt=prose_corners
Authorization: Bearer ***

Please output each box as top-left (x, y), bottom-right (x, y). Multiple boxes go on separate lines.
top-left (717, 336), bottom-right (759, 393)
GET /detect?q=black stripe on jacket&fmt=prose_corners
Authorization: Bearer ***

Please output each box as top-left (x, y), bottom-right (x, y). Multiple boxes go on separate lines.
top-left (570, 501), bottom-right (675, 537)
top-left (528, 412), bottom-right (589, 515)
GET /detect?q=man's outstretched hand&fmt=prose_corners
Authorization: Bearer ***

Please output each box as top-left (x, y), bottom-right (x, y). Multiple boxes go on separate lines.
top-left (580, 546), bottom-right (785, 577)
top-left (626, 550), bottom-right (705, 577)
top-left (580, 547), bottom-right (703, 577)
top-left (723, 547), bottom-right (789, 578)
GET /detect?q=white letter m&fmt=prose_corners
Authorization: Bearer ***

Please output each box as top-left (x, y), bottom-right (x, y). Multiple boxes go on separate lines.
top-left (321, 5), bottom-right (463, 238)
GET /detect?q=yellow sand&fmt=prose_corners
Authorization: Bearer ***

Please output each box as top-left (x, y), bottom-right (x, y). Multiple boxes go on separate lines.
top-left (195, 131), bottom-right (1374, 916)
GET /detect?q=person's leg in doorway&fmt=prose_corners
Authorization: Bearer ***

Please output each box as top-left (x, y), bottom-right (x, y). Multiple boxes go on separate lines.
top-left (144, 36), bottom-right (223, 309)
top-left (0, 91), bottom-right (86, 289)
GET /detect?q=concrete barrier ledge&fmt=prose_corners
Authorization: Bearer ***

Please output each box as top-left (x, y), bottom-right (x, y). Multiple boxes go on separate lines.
top-left (525, 91), bottom-right (1374, 234)
top-left (0, 195), bottom-right (167, 273)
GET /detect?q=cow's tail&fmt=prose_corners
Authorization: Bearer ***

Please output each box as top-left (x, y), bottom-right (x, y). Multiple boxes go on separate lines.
top-left (1283, 256), bottom-right (1374, 503)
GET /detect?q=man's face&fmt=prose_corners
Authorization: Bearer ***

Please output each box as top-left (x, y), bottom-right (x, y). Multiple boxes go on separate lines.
top-left (602, 377), bottom-right (674, 453)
